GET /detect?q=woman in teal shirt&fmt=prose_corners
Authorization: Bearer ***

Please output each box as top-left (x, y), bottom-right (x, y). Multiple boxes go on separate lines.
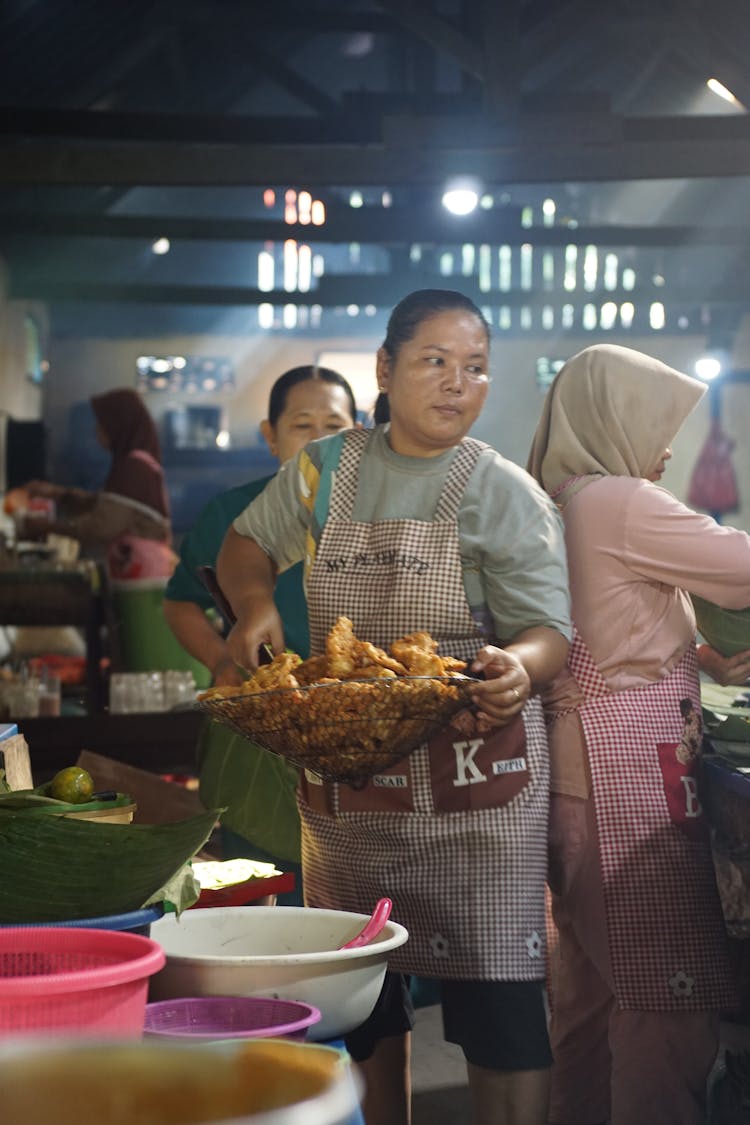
top-left (164, 365), bottom-right (358, 901)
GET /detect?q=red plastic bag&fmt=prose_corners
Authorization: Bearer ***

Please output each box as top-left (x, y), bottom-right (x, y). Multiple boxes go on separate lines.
top-left (687, 419), bottom-right (739, 514)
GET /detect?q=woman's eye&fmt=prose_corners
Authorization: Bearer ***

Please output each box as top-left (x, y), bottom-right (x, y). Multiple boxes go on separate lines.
top-left (425, 355), bottom-right (443, 366)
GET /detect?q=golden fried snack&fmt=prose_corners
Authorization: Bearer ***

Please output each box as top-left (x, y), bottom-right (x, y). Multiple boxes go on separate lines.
top-left (341, 664), bottom-right (397, 680)
top-left (294, 654), bottom-right (330, 686)
top-left (199, 683), bottom-right (245, 699)
top-left (326, 616), bottom-right (358, 676)
top-left (389, 641), bottom-right (445, 676)
top-left (242, 651), bottom-right (302, 693)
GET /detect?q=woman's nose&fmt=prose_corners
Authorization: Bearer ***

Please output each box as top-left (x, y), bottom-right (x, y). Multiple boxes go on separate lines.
top-left (440, 363), bottom-right (464, 392)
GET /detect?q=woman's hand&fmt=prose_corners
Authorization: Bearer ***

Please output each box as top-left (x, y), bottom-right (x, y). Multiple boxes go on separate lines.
top-left (697, 642), bottom-right (750, 686)
top-left (211, 653), bottom-right (246, 688)
top-left (225, 600), bottom-right (285, 673)
top-left (468, 645), bottom-right (531, 727)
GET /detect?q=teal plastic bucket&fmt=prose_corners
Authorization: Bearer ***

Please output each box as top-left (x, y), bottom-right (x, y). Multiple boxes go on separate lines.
top-left (111, 579), bottom-right (211, 687)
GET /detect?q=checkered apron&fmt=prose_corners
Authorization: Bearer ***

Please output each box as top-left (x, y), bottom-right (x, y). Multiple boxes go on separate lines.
top-left (569, 631), bottom-right (736, 1010)
top-left (299, 429), bottom-right (549, 980)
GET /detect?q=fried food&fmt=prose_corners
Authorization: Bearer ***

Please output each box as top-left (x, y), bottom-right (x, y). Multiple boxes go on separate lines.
top-left (325, 616), bottom-right (405, 677)
top-left (241, 651), bottom-right (302, 693)
top-left (390, 631), bottom-right (467, 676)
top-left (197, 617), bottom-right (473, 783)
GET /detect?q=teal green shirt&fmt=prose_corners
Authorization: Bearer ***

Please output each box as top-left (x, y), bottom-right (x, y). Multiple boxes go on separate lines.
top-left (166, 476), bottom-right (309, 658)
top-left (166, 474), bottom-right (306, 863)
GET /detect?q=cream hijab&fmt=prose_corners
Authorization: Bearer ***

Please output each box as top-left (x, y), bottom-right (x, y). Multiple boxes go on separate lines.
top-left (527, 343), bottom-right (706, 495)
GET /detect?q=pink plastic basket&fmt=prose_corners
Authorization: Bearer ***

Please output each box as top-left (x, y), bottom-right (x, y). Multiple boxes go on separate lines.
top-left (0, 927), bottom-right (166, 1036)
top-left (143, 995), bottom-right (322, 1041)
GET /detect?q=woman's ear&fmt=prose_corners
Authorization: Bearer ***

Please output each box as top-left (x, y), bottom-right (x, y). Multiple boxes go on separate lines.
top-left (375, 347), bottom-right (391, 393)
top-left (259, 419), bottom-right (277, 457)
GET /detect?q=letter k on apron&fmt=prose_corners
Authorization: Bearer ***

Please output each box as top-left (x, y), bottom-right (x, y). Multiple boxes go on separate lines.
top-left (300, 429), bottom-right (549, 981)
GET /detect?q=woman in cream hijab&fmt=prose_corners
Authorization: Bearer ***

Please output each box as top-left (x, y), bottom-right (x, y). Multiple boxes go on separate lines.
top-left (528, 344), bottom-right (750, 1125)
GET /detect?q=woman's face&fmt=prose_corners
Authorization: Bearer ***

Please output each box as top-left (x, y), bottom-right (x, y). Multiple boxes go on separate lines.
top-left (647, 446), bottom-right (672, 483)
top-left (261, 378), bottom-right (354, 464)
top-left (377, 310), bottom-right (490, 457)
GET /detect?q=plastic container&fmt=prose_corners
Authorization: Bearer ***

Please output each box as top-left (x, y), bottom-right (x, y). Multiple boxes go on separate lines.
top-left (0, 1037), bottom-right (361, 1125)
top-left (111, 578), bottom-right (211, 686)
top-left (144, 995), bottom-right (322, 1041)
top-left (149, 906), bottom-right (409, 1040)
top-left (8, 904), bottom-right (164, 937)
top-left (0, 926), bottom-right (166, 1035)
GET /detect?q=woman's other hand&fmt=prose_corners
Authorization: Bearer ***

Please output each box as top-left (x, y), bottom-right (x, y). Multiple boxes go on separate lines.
top-left (211, 653), bottom-right (246, 688)
top-left (468, 645), bottom-right (531, 727)
top-left (225, 601), bottom-right (285, 673)
top-left (697, 642), bottom-right (750, 686)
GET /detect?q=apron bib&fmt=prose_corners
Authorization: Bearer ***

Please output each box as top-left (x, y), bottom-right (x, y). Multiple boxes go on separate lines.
top-left (569, 631), bottom-right (735, 1011)
top-left (300, 429), bottom-right (550, 980)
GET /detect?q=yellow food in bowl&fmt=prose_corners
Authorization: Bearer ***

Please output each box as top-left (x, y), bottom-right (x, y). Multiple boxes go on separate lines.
top-left (1, 1039), bottom-right (350, 1124)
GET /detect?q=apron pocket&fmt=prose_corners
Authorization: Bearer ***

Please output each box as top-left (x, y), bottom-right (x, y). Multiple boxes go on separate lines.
top-left (429, 710), bottom-right (530, 813)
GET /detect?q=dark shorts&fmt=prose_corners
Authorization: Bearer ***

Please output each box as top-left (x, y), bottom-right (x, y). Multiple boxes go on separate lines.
top-left (344, 971), bottom-right (552, 1072)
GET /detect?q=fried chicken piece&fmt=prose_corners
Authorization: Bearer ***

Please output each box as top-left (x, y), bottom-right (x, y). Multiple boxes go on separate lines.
top-left (326, 616), bottom-right (358, 677)
top-left (242, 650), bottom-right (302, 693)
top-left (390, 631), bottom-right (467, 676)
top-left (341, 664), bottom-right (397, 680)
top-left (326, 616), bottom-right (406, 677)
top-left (389, 641), bottom-right (445, 676)
top-left (294, 654), bottom-right (330, 685)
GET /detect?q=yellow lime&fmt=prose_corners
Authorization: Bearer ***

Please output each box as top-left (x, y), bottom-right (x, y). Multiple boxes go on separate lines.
top-left (49, 766), bottom-right (95, 804)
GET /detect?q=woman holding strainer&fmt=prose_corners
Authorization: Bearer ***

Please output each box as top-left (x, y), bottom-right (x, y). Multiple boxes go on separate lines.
top-left (218, 289), bottom-right (571, 1125)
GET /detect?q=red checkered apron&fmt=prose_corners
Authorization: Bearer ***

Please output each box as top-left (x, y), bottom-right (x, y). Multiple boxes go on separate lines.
top-left (569, 631), bottom-right (736, 1010)
top-left (299, 429), bottom-right (550, 980)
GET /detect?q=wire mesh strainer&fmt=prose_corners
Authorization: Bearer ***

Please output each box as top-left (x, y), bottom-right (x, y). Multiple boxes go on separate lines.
top-left (197, 675), bottom-right (474, 786)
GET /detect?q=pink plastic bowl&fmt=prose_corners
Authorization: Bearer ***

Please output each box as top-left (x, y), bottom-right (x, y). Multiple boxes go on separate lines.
top-left (0, 926), bottom-right (166, 1036)
top-left (143, 995), bottom-right (322, 1041)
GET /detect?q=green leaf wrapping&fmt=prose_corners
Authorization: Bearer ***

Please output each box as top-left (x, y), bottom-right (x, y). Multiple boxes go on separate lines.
top-left (0, 808), bottom-right (219, 922)
top-left (693, 595), bottom-right (750, 658)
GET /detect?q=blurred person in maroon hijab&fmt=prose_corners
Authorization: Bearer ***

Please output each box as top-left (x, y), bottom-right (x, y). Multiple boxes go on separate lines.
top-left (23, 388), bottom-right (174, 580)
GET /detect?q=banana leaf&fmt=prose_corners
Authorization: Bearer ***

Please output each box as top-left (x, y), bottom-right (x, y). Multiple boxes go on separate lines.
top-left (693, 595), bottom-right (750, 657)
top-left (0, 807), bottom-right (219, 923)
top-left (0, 790), bottom-right (135, 815)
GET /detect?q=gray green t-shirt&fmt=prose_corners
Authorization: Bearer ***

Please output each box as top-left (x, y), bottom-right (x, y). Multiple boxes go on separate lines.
top-left (233, 426), bottom-right (571, 644)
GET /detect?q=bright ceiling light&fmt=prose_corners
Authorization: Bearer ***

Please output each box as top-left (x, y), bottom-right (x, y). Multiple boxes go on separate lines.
top-left (151, 237), bottom-right (170, 255)
top-left (441, 179), bottom-right (480, 216)
top-left (694, 356), bottom-right (723, 381)
top-left (706, 78), bottom-right (744, 108)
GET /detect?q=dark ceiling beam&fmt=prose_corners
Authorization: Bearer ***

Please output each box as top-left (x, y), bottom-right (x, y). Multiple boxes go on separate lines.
top-left (5, 211), bottom-right (750, 248)
top-left (64, 26), bottom-right (172, 110)
top-left (375, 0), bottom-right (481, 80)
top-left (179, 3), bottom-right (398, 33)
top-left (478, 0), bottom-right (521, 119)
top-left (236, 41), bottom-right (341, 117)
top-left (10, 276), bottom-right (750, 308)
top-left (2, 114), bottom-right (750, 184)
top-left (0, 106), bottom-right (379, 144)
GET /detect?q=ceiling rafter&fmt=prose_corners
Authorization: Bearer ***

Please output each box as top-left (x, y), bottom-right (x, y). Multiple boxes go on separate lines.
top-left (4, 211), bottom-right (750, 248)
top-left (9, 275), bottom-right (750, 309)
top-left (2, 111), bottom-right (750, 186)
top-left (375, 0), bottom-right (482, 81)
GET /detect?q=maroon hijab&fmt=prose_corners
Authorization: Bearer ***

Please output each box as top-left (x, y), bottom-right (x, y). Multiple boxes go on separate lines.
top-left (90, 389), bottom-right (169, 519)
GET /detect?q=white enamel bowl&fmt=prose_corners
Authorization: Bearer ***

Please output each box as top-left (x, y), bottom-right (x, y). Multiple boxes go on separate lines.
top-left (149, 907), bottom-right (409, 1041)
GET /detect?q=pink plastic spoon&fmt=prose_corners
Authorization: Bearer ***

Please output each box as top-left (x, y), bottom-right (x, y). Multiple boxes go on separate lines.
top-left (338, 897), bottom-right (393, 950)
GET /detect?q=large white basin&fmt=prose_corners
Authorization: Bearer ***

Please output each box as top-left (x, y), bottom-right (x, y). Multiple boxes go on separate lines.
top-left (149, 907), bottom-right (409, 1041)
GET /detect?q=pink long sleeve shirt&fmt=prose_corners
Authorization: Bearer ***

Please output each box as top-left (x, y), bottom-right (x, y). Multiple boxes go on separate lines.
top-left (546, 475), bottom-right (750, 795)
